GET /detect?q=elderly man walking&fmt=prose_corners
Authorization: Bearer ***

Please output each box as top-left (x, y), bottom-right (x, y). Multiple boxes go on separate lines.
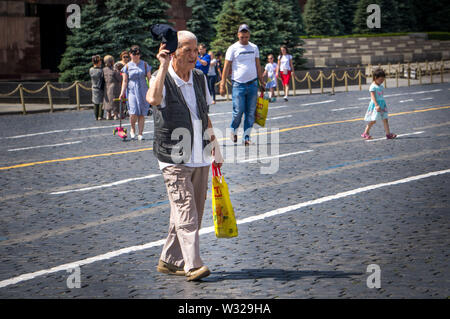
top-left (219, 24), bottom-right (265, 146)
top-left (147, 30), bottom-right (223, 281)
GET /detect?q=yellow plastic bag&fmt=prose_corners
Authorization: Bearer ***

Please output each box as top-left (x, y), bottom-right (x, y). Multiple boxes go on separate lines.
top-left (211, 165), bottom-right (238, 238)
top-left (255, 92), bottom-right (269, 127)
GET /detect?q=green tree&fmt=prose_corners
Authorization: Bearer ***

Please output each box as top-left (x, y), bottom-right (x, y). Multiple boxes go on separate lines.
top-left (102, 0), bottom-right (171, 69)
top-left (135, 0), bottom-right (171, 68)
top-left (186, 0), bottom-right (224, 47)
top-left (412, 0), bottom-right (450, 32)
top-left (353, 0), bottom-right (404, 34)
top-left (337, 0), bottom-right (357, 35)
top-left (210, 0), bottom-right (244, 55)
top-left (58, 0), bottom-right (107, 82)
top-left (186, 0), bottom-right (216, 46)
top-left (275, 0), bottom-right (306, 67)
top-left (395, 0), bottom-right (417, 32)
top-left (58, 0), bottom-right (170, 82)
top-left (233, 0), bottom-right (283, 64)
top-left (353, 0), bottom-right (375, 33)
top-left (304, 0), bottom-right (343, 36)
top-left (378, 0), bottom-right (401, 33)
top-left (212, 0), bottom-right (306, 68)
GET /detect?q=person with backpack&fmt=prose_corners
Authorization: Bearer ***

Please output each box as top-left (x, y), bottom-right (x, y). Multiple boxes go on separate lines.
top-left (119, 45), bottom-right (152, 141)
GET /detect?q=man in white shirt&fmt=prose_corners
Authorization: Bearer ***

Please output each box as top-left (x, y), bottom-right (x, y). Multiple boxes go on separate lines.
top-left (219, 24), bottom-right (265, 146)
top-left (147, 30), bottom-right (223, 282)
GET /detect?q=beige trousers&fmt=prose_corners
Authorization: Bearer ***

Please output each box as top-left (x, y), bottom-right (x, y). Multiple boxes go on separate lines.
top-left (160, 164), bottom-right (210, 272)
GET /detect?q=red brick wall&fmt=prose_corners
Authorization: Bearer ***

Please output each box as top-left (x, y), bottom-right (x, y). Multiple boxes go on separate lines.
top-left (166, 0), bottom-right (192, 31)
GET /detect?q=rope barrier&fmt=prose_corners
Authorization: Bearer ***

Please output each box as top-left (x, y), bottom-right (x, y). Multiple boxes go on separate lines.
top-left (0, 59), bottom-right (448, 112)
top-left (21, 83), bottom-right (48, 94)
top-left (48, 81), bottom-right (79, 91)
top-left (0, 84), bottom-right (21, 97)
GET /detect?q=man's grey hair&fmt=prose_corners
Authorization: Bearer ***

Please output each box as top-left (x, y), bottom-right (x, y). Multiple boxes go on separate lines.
top-left (177, 30), bottom-right (197, 48)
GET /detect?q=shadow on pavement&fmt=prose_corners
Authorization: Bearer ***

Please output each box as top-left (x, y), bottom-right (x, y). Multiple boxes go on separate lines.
top-left (203, 269), bottom-right (363, 282)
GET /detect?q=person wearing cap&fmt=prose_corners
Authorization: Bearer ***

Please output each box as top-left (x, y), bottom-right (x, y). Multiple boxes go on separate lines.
top-left (147, 29), bottom-right (223, 282)
top-left (219, 24), bottom-right (265, 146)
top-left (119, 45), bottom-right (151, 141)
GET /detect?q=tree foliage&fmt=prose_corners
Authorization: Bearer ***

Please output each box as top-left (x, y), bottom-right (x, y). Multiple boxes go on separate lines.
top-left (58, 0), bottom-right (170, 82)
top-left (275, 0), bottom-right (306, 67)
top-left (58, 0), bottom-right (107, 82)
top-left (212, 0), bottom-right (306, 68)
top-left (210, 1), bottom-right (244, 55)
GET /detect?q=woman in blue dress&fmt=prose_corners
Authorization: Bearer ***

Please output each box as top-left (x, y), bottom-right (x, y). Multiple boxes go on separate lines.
top-left (120, 45), bottom-right (152, 140)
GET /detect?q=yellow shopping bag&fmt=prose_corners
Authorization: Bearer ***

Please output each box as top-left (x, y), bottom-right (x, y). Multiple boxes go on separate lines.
top-left (211, 164), bottom-right (238, 238)
top-left (255, 92), bottom-right (269, 127)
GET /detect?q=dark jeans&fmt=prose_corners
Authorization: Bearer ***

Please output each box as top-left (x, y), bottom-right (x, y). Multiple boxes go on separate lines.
top-left (207, 75), bottom-right (217, 101)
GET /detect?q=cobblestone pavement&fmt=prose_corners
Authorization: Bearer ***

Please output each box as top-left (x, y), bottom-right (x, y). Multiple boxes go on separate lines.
top-left (0, 83), bottom-right (449, 299)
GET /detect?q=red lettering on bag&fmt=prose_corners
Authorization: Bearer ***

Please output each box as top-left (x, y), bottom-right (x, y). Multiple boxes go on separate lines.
top-left (214, 186), bottom-right (222, 197)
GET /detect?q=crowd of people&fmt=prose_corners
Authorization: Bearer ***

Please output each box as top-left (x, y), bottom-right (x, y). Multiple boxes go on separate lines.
top-left (88, 24), bottom-right (395, 282)
top-left (89, 44), bottom-right (226, 140)
top-left (89, 45), bottom-right (152, 140)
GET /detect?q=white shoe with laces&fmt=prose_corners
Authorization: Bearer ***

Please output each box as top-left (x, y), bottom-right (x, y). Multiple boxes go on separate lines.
top-left (130, 131), bottom-right (136, 140)
top-left (138, 134), bottom-right (144, 141)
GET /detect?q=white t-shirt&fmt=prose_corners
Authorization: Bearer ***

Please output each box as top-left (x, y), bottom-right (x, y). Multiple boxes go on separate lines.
top-left (278, 54), bottom-right (292, 72)
top-left (208, 59), bottom-right (217, 76)
top-left (225, 41), bottom-right (260, 83)
top-left (150, 62), bottom-right (213, 170)
top-left (265, 62), bottom-right (277, 81)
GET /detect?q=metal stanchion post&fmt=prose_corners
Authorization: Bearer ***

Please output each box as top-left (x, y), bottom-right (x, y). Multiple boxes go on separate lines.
top-left (19, 84), bottom-right (26, 115)
top-left (407, 63), bottom-right (411, 87)
top-left (358, 70), bottom-right (362, 91)
top-left (307, 73), bottom-right (312, 95)
top-left (331, 71), bottom-right (335, 94)
top-left (344, 72), bottom-right (348, 92)
top-left (75, 81), bottom-right (80, 110)
top-left (320, 71), bottom-right (323, 94)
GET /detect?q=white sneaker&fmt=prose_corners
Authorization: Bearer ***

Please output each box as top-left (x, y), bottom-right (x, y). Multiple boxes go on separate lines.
top-left (130, 131), bottom-right (136, 139)
top-left (138, 134), bottom-right (144, 141)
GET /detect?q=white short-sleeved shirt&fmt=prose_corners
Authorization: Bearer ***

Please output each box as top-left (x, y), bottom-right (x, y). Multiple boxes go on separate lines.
top-left (278, 54), bottom-right (292, 71)
top-left (225, 41), bottom-right (259, 83)
top-left (265, 62), bottom-right (277, 81)
top-left (208, 59), bottom-right (217, 76)
top-left (150, 62), bottom-right (213, 170)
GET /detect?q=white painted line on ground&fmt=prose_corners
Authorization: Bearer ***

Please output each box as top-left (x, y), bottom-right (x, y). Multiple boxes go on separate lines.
top-left (209, 111), bottom-right (233, 116)
top-left (400, 99), bottom-right (414, 103)
top-left (269, 105), bottom-right (289, 110)
top-left (301, 100), bottom-right (336, 106)
top-left (1, 168), bottom-right (449, 289)
top-left (7, 141), bottom-right (82, 152)
top-left (332, 106), bottom-right (361, 112)
top-left (366, 131), bottom-right (425, 142)
top-left (3, 121), bottom-right (153, 139)
top-left (420, 97), bottom-right (433, 101)
top-left (4, 129), bottom-right (67, 139)
top-left (266, 115), bottom-right (292, 121)
top-left (358, 89), bottom-right (442, 100)
top-left (239, 149), bottom-right (313, 163)
top-left (50, 174), bottom-right (161, 195)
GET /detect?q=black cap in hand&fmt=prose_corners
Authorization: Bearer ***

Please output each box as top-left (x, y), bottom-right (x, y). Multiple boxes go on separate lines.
top-left (150, 24), bottom-right (178, 54)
